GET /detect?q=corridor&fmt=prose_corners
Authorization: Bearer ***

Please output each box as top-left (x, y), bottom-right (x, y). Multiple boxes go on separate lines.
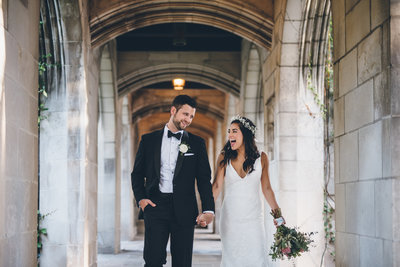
top-left (1, 0), bottom-right (399, 267)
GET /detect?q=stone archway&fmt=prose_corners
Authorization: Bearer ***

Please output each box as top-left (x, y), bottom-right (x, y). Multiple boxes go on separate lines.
top-left (89, 0), bottom-right (274, 49)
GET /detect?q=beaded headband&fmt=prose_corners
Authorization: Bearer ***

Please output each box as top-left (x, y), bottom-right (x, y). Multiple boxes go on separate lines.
top-left (231, 115), bottom-right (257, 135)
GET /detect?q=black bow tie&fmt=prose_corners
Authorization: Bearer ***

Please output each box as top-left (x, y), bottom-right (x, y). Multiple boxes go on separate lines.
top-left (168, 130), bottom-right (182, 140)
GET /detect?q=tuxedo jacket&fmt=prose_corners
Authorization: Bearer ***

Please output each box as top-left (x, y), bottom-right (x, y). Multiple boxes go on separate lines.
top-left (131, 129), bottom-right (215, 225)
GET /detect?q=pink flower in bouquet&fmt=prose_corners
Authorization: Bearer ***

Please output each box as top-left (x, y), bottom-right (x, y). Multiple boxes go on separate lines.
top-left (281, 247), bottom-right (291, 255)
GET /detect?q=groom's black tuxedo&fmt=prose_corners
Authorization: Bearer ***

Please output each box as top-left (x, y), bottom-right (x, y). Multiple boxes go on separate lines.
top-left (131, 128), bottom-right (214, 266)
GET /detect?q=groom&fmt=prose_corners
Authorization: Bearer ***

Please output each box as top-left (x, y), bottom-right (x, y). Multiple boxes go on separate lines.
top-left (131, 95), bottom-right (215, 267)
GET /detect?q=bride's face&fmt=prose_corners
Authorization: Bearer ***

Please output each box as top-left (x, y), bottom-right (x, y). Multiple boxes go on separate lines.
top-left (228, 123), bottom-right (243, 150)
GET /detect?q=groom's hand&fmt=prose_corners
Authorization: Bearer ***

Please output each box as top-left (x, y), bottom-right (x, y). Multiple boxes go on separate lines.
top-left (196, 213), bottom-right (214, 227)
top-left (139, 199), bottom-right (156, 211)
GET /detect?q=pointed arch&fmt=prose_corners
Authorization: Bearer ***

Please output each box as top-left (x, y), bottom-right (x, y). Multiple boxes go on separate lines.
top-left (89, 0), bottom-right (274, 49)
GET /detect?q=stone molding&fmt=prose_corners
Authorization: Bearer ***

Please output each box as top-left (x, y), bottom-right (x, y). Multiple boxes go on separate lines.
top-left (89, 0), bottom-right (274, 49)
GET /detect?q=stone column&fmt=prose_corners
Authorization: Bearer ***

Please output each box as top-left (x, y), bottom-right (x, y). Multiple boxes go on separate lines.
top-left (120, 96), bottom-right (135, 241)
top-left (242, 45), bottom-right (261, 123)
top-left (262, 1), bottom-right (325, 266)
top-left (97, 43), bottom-right (121, 254)
top-left (213, 121), bottom-right (223, 234)
top-left (333, 0), bottom-right (398, 266)
top-left (0, 1), bottom-right (40, 266)
top-left (227, 94), bottom-right (238, 126)
top-left (39, 1), bottom-right (100, 266)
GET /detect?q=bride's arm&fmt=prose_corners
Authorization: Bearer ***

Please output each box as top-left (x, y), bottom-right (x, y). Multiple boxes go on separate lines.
top-left (212, 153), bottom-right (226, 201)
top-left (260, 152), bottom-right (280, 211)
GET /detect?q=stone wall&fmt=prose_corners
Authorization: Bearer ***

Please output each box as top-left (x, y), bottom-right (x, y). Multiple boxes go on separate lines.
top-left (0, 0), bottom-right (40, 266)
top-left (332, 0), bottom-right (399, 266)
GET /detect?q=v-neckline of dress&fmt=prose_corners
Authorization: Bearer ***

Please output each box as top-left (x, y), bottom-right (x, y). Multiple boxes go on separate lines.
top-left (229, 161), bottom-right (247, 179)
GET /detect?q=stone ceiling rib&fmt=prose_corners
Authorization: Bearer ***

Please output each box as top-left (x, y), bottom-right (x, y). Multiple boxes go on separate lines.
top-left (131, 101), bottom-right (224, 124)
top-left (118, 64), bottom-right (241, 97)
top-left (89, 0), bottom-right (274, 49)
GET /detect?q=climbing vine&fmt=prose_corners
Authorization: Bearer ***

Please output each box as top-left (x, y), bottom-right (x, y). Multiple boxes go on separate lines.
top-left (306, 61), bottom-right (327, 119)
top-left (37, 17), bottom-right (59, 264)
top-left (37, 210), bottom-right (55, 267)
top-left (321, 17), bottom-right (335, 264)
top-left (38, 52), bottom-right (53, 126)
top-left (305, 15), bottom-right (335, 265)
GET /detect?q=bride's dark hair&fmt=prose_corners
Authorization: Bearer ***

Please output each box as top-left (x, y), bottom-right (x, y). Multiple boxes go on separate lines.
top-left (220, 116), bottom-right (260, 174)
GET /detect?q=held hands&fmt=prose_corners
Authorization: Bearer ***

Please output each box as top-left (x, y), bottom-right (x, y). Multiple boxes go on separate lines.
top-left (139, 199), bottom-right (156, 211)
top-left (196, 213), bottom-right (214, 227)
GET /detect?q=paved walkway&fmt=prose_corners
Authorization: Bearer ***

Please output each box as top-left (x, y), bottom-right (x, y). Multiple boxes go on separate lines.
top-left (98, 234), bottom-right (222, 267)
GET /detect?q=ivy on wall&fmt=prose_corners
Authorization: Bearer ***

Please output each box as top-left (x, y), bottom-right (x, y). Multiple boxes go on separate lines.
top-left (305, 15), bottom-right (335, 265)
top-left (37, 18), bottom-right (60, 266)
top-left (38, 52), bottom-right (50, 126)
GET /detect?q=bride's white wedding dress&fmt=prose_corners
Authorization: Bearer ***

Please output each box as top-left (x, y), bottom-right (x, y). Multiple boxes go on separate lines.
top-left (220, 157), bottom-right (268, 267)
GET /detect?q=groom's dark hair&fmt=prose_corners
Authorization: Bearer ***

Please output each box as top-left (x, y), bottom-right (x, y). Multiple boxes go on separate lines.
top-left (172, 95), bottom-right (197, 111)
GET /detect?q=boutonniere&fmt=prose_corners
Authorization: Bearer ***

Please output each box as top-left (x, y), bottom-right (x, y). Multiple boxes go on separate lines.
top-left (179, 142), bottom-right (190, 155)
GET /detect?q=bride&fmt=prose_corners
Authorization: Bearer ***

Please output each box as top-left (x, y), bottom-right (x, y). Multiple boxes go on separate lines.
top-left (212, 115), bottom-right (284, 267)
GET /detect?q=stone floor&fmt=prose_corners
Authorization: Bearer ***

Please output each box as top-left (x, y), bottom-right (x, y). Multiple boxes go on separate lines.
top-left (98, 234), bottom-right (222, 267)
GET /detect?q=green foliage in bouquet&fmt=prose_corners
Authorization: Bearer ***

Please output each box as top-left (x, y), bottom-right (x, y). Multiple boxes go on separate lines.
top-left (269, 208), bottom-right (315, 261)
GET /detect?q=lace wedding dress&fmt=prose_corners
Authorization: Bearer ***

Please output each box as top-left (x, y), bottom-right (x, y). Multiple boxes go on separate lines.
top-left (220, 157), bottom-right (268, 267)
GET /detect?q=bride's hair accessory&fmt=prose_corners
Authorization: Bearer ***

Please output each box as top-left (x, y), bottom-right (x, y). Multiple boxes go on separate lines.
top-left (231, 115), bottom-right (257, 135)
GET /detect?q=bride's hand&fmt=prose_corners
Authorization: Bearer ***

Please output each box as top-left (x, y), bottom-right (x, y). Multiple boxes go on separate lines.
top-left (273, 216), bottom-right (285, 227)
top-left (196, 213), bottom-right (213, 227)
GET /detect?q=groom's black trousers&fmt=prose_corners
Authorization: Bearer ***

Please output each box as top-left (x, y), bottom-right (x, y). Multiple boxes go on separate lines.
top-left (143, 193), bottom-right (195, 267)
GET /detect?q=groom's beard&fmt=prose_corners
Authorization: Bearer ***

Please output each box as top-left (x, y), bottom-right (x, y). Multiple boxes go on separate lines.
top-left (172, 116), bottom-right (189, 130)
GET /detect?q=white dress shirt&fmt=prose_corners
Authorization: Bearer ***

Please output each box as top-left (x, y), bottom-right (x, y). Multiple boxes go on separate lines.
top-left (159, 125), bottom-right (183, 193)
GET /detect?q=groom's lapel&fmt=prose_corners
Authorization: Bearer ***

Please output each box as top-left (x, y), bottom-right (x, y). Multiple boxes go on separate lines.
top-left (173, 131), bottom-right (188, 181)
top-left (153, 129), bottom-right (163, 181)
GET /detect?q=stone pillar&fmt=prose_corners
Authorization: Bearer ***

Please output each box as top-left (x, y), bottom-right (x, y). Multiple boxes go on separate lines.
top-left (262, 1), bottom-right (325, 266)
top-left (39, 1), bottom-right (100, 266)
top-left (227, 94), bottom-right (238, 126)
top-left (333, 0), bottom-right (398, 266)
top-left (213, 121), bottom-right (223, 234)
top-left (97, 43), bottom-right (121, 253)
top-left (0, 1), bottom-right (40, 266)
top-left (120, 96), bottom-right (135, 241)
top-left (242, 45), bottom-right (261, 123)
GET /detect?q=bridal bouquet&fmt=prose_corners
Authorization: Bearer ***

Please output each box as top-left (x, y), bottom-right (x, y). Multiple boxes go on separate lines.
top-left (269, 208), bottom-right (315, 260)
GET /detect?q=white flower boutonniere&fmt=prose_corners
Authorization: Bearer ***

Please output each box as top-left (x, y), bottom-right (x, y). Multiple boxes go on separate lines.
top-left (179, 142), bottom-right (190, 155)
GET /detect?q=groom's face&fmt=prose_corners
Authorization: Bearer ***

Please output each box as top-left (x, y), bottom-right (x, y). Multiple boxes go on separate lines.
top-left (171, 104), bottom-right (196, 130)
